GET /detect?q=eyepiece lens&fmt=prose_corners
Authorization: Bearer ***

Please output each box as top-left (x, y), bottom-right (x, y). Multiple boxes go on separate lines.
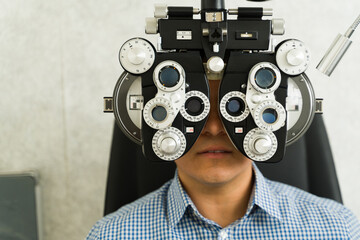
top-left (262, 108), bottom-right (278, 124)
top-left (255, 68), bottom-right (276, 89)
top-left (226, 98), bottom-right (245, 116)
top-left (185, 97), bottom-right (204, 116)
top-left (152, 106), bottom-right (167, 122)
top-left (159, 66), bottom-right (180, 88)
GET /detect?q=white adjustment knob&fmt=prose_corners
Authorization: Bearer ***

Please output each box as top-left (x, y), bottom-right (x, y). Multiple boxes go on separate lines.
top-left (254, 138), bottom-right (272, 154)
top-left (154, 4), bottom-right (168, 18)
top-left (213, 43), bottom-right (220, 53)
top-left (276, 39), bottom-right (310, 75)
top-left (207, 56), bottom-right (225, 73)
top-left (272, 18), bottom-right (285, 35)
top-left (127, 48), bottom-right (146, 65)
top-left (145, 17), bottom-right (158, 34)
top-left (251, 94), bottom-right (262, 104)
top-left (170, 93), bottom-right (182, 104)
top-left (160, 137), bottom-right (178, 154)
top-left (286, 49), bottom-right (305, 66)
top-left (119, 38), bottom-right (156, 74)
top-left (152, 127), bottom-right (187, 161)
top-left (243, 128), bottom-right (278, 162)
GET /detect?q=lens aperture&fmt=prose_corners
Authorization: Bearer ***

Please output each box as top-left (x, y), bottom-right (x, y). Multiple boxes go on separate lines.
top-left (255, 68), bottom-right (276, 89)
top-left (262, 108), bottom-right (278, 124)
top-left (152, 106), bottom-right (167, 122)
top-left (185, 97), bottom-right (204, 116)
top-left (159, 66), bottom-right (180, 88)
top-left (226, 98), bottom-right (245, 116)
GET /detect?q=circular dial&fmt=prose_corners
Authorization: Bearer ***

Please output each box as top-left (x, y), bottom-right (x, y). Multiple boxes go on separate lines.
top-left (286, 74), bottom-right (316, 146)
top-left (248, 62), bottom-right (282, 93)
top-left (119, 38), bottom-right (156, 74)
top-left (276, 39), bottom-right (310, 75)
top-left (243, 128), bottom-right (278, 162)
top-left (153, 60), bottom-right (185, 92)
top-left (143, 98), bottom-right (175, 129)
top-left (207, 56), bottom-right (225, 73)
top-left (152, 127), bottom-right (187, 161)
top-left (220, 91), bottom-right (250, 122)
top-left (180, 91), bottom-right (210, 122)
top-left (253, 100), bottom-right (286, 132)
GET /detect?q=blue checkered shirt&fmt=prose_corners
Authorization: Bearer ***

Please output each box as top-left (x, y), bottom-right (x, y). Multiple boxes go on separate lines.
top-left (87, 164), bottom-right (360, 239)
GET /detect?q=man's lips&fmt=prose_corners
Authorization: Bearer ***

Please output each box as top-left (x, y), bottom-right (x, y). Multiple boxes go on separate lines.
top-left (198, 146), bottom-right (233, 154)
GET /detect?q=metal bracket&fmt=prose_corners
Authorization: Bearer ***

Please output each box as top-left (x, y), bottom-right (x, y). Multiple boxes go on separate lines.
top-left (315, 98), bottom-right (323, 114)
top-left (104, 97), bottom-right (113, 113)
top-left (205, 12), bottom-right (224, 22)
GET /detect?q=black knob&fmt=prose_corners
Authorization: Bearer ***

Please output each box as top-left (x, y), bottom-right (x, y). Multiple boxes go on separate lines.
top-left (201, 0), bottom-right (225, 10)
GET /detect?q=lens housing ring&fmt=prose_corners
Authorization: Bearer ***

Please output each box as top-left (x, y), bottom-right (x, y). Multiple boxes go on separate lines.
top-left (143, 97), bottom-right (175, 129)
top-left (220, 91), bottom-right (250, 122)
top-left (249, 62), bottom-right (282, 93)
top-left (243, 128), bottom-right (278, 162)
top-left (153, 60), bottom-right (185, 92)
top-left (152, 127), bottom-right (187, 161)
top-left (180, 91), bottom-right (210, 122)
top-left (253, 100), bottom-right (286, 132)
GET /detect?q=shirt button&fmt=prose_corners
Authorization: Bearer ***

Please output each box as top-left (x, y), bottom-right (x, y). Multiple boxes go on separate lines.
top-left (218, 230), bottom-right (228, 240)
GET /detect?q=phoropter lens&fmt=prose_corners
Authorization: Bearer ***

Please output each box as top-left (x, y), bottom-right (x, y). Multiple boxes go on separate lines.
top-left (185, 97), bottom-right (204, 116)
top-left (226, 98), bottom-right (245, 116)
top-left (255, 68), bottom-right (276, 89)
top-left (159, 66), bottom-right (180, 88)
top-left (262, 108), bottom-right (278, 124)
top-left (152, 106), bottom-right (167, 122)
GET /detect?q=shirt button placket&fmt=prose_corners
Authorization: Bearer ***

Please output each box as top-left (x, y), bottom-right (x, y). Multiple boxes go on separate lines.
top-left (218, 230), bottom-right (228, 240)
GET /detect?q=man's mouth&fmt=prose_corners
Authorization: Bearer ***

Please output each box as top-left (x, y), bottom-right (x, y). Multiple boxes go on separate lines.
top-left (198, 147), bottom-right (232, 158)
top-left (202, 150), bottom-right (229, 153)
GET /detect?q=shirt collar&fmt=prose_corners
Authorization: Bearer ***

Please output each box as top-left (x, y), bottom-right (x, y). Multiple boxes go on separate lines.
top-left (167, 169), bottom-right (193, 228)
top-left (249, 162), bottom-right (282, 221)
top-left (167, 163), bottom-right (282, 227)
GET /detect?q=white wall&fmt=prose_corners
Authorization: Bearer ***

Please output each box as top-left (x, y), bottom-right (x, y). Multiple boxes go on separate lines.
top-left (0, 0), bottom-right (358, 239)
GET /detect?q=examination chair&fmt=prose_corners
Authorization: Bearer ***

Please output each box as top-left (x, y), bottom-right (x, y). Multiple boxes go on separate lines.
top-left (103, 114), bottom-right (342, 215)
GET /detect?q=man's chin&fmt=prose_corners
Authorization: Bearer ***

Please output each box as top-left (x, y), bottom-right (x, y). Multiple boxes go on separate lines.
top-left (195, 167), bottom-right (246, 186)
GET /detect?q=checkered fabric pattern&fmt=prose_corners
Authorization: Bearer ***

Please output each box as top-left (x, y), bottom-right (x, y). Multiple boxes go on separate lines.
top-left (87, 164), bottom-right (360, 239)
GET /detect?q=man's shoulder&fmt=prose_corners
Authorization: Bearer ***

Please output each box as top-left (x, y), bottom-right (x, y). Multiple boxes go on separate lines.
top-left (101, 179), bottom-right (171, 223)
top-left (86, 180), bottom-right (172, 239)
top-left (266, 178), bottom-right (360, 238)
top-left (267, 178), bottom-right (344, 212)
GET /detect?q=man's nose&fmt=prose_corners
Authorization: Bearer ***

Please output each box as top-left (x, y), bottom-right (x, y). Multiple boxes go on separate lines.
top-left (202, 86), bottom-right (226, 136)
top-left (202, 107), bottom-right (226, 136)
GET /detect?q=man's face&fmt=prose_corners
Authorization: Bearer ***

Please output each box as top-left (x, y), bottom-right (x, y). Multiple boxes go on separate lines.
top-left (175, 80), bottom-right (252, 185)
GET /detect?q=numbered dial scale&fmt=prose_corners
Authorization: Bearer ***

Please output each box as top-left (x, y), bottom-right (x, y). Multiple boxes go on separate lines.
top-left (143, 97), bottom-right (175, 130)
top-left (119, 38), bottom-right (156, 74)
top-left (276, 39), bottom-right (311, 76)
top-left (180, 91), bottom-right (210, 122)
top-left (152, 127), bottom-right (187, 161)
top-left (243, 128), bottom-right (278, 162)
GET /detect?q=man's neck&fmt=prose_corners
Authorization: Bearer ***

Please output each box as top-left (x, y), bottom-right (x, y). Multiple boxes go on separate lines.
top-left (178, 163), bottom-right (255, 228)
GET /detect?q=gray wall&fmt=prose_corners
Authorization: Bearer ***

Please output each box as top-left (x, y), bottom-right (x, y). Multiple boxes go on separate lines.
top-left (0, 0), bottom-right (359, 239)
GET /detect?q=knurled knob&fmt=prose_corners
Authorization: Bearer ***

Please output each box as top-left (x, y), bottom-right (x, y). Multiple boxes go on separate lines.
top-left (154, 4), bottom-right (168, 18)
top-left (145, 17), bottom-right (158, 34)
top-left (254, 137), bottom-right (272, 154)
top-left (286, 49), bottom-right (305, 66)
top-left (272, 18), bottom-right (285, 35)
top-left (207, 56), bottom-right (225, 73)
top-left (160, 137), bottom-right (179, 154)
top-left (127, 48), bottom-right (146, 65)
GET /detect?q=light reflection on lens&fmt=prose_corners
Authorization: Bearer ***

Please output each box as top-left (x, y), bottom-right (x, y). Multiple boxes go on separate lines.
top-left (255, 68), bottom-right (276, 89)
top-left (262, 108), bottom-right (278, 124)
